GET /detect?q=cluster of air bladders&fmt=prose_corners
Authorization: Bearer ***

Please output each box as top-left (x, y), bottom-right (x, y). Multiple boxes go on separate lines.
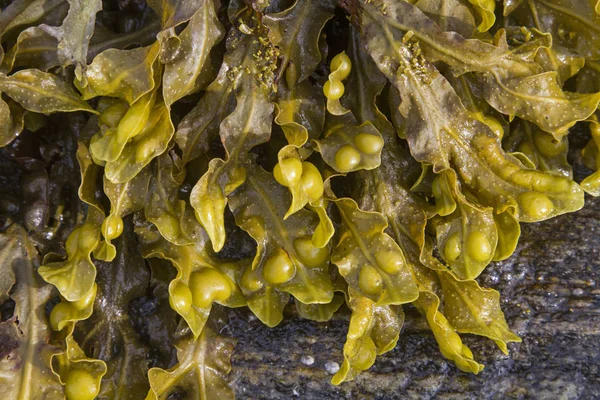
top-left (1, 0), bottom-right (599, 398)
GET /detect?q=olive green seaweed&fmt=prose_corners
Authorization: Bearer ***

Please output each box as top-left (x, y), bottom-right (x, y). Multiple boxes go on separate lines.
top-left (0, 0), bottom-right (599, 396)
top-left (0, 225), bottom-right (65, 399)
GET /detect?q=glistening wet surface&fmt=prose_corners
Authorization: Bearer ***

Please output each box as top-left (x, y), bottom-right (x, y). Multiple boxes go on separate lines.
top-left (224, 194), bottom-right (600, 399)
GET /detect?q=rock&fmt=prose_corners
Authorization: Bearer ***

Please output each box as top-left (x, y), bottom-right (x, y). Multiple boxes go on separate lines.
top-left (227, 195), bottom-right (600, 399)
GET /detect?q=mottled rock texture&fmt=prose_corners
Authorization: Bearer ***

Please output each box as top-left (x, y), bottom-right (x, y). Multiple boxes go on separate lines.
top-left (225, 195), bottom-right (599, 399)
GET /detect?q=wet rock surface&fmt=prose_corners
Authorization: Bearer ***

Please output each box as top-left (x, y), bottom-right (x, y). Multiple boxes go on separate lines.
top-left (225, 194), bottom-right (600, 399)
